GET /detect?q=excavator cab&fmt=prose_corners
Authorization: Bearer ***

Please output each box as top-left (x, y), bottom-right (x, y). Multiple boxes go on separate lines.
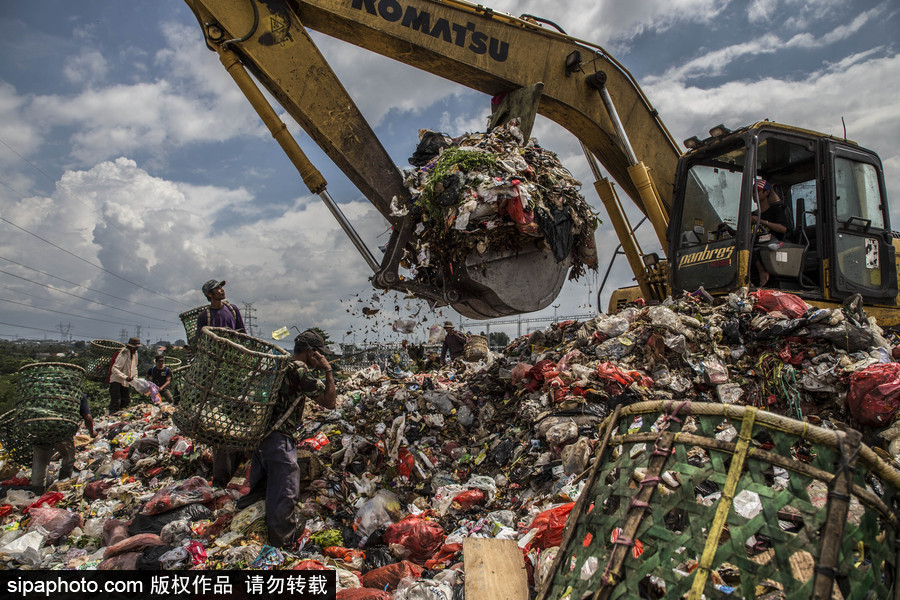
top-left (670, 122), bottom-right (899, 320)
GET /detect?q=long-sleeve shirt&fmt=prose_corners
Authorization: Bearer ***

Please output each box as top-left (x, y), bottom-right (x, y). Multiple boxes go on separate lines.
top-left (109, 349), bottom-right (137, 385)
top-left (441, 331), bottom-right (467, 363)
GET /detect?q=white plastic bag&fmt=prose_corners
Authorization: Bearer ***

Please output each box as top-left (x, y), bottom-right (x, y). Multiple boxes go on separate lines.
top-left (131, 378), bottom-right (151, 394)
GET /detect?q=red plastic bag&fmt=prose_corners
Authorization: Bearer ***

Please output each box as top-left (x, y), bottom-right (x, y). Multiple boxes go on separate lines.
top-left (383, 515), bottom-right (445, 564)
top-left (525, 360), bottom-right (560, 391)
top-left (397, 447), bottom-right (415, 480)
top-left (292, 559), bottom-right (327, 570)
top-left (752, 290), bottom-right (809, 319)
top-left (24, 491), bottom-right (64, 514)
top-left (361, 560), bottom-right (424, 591)
top-left (451, 489), bottom-right (484, 511)
top-left (424, 542), bottom-right (463, 569)
top-left (847, 363), bottom-right (900, 427)
top-left (529, 502), bottom-right (575, 550)
top-left (596, 362), bottom-right (653, 388)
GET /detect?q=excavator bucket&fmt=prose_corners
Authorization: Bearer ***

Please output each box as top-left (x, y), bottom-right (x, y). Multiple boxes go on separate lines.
top-left (450, 244), bottom-right (572, 319)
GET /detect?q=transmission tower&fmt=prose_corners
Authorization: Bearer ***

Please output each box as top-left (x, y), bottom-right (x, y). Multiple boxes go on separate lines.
top-left (120, 329), bottom-right (129, 343)
top-left (135, 325), bottom-right (142, 343)
top-left (243, 302), bottom-right (257, 337)
top-left (57, 322), bottom-right (72, 343)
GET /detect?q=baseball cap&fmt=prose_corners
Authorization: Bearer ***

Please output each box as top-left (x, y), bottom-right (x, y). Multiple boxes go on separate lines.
top-left (202, 279), bottom-right (226, 296)
top-left (294, 330), bottom-right (326, 351)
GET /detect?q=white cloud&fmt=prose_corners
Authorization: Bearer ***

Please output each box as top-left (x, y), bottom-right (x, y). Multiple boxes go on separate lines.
top-left (643, 51), bottom-right (900, 214)
top-left (488, 0), bottom-right (730, 42)
top-left (62, 50), bottom-right (109, 84)
top-left (748, 0), bottom-right (779, 23)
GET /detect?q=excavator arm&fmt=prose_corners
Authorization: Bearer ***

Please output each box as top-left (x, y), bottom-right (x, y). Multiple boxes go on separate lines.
top-left (184, 0), bottom-right (682, 316)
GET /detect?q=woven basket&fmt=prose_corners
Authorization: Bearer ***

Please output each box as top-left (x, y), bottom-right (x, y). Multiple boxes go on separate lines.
top-left (173, 327), bottom-right (291, 450)
top-left (85, 339), bottom-right (125, 381)
top-left (17, 362), bottom-right (84, 415)
top-left (539, 401), bottom-right (900, 600)
top-left (464, 335), bottom-right (489, 361)
top-left (164, 357), bottom-right (182, 369)
top-left (2, 363), bottom-right (85, 460)
top-left (0, 410), bottom-right (34, 465)
top-left (179, 305), bottom-right (207, 349)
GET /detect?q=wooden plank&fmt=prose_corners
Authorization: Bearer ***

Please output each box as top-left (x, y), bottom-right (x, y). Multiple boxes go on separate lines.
top-left (464, 538), bottom-right (529, 600)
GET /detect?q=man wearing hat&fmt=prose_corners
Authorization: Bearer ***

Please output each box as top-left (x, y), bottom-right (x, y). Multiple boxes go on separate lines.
top-left (108, 337), bottom-right (141, 413)
top-left (236, 329), bottom-right (336, 548)
top-left (440, 321), bottom-right (467, 365)
top-left (195, 278), bottom-right (246, 486)
top-left (195, 279), bottom-right (246, 336)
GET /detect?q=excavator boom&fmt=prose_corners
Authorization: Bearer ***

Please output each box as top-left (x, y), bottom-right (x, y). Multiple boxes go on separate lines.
top-left (182, 0), bottom-right (683, 316)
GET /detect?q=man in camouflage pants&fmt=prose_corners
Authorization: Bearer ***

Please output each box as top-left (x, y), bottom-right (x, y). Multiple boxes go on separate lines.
top-left (235, 330), bottom-right (336, 548)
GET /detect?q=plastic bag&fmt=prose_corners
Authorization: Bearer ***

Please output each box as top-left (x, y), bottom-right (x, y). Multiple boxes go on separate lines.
top-left (847, 363), bottom-right (900, 427)
top-left (230, 500), bottom-right (266, 533)
top-left (131, 378), bottom-right (151, 395)
top-left (361, 560), bottom-right (424, 591)
top-left (0, 530), bottom-right (44, 566)
top-left (25, 506), bottom-right (82, 546)
top-left (752, 290), bottom-right (809, 319)
top-left (128, 503), bottom-right (214, 536)
top-left (141, 476), bottom-right (215, 515)
top-left (354, 490), bottom-right (402, 539)
top-left (528, 503), bottom-right (575, 550)
top-left (393, 577), bottom-right (453, 600)
top-left (393, 318), bottom-right (418, 334)
top-left (382, 515), bottom-right (445, 564)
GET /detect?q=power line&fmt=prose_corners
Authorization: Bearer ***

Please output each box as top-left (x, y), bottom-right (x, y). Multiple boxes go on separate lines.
top-left (0, 254), bottom-right (172, 314)
top-left (0, 297), bottom-right (149, 327)
top-left (0, 135), bottom-right (93, 211)
top-left (0, 215), bottom-right (192, 307)
top-left (0, 320), bottom-right (96, 341)
top-left (0, 267), bottom-right (177, 324)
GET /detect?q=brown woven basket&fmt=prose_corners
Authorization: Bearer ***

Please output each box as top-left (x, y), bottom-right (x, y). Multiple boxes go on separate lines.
top-left (539, 401), bottom-right (900, 600)
top-left (464, 335), bottom-right (489, 361)
top-left (85, 339), bottom-right (125, 381)
top-left (173, 327), bottom-right (290, 450)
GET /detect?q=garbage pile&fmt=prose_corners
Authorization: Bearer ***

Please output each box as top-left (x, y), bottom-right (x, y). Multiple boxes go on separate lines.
top-left (396, 121), bottom-right (600, 280)
top-left (1, 289), bottom-right (899, 599)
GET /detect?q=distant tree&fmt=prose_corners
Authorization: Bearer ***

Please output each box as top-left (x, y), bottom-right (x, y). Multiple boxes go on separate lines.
top-left (309, 327), bottom-right (332, 344)
top-left (488, 332), bottom-right (510, 348)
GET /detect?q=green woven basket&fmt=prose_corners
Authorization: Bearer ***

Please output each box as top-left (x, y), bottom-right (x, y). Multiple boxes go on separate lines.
top-left (17, 362), bottom-right (84, 416)
top-left (179, 305), bottom-right (207, 349)
top-left (85, 339), bottom-right (125, 381)
top-left (173, 327), bottom-right (290, 450)
top-left (539, 401), bottom-right (900, 600)
top-left (0, 409), bottom-right (34, 465)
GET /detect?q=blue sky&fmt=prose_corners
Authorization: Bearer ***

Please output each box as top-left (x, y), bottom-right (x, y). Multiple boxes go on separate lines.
top-left (0, 0), bottom-right (897, 345)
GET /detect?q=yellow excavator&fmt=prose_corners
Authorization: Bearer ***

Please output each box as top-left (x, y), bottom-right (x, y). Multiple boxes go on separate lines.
top-left (183, 0), bottom-right (900, 324)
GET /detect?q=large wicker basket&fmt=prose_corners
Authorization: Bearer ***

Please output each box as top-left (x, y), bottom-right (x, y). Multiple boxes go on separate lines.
top-left (173, 327), bottom-right (291, 450)
top-left (464, 335), bottom-right (489, 361)
top-left (85, 339), bottom-right (125, 381)
top-left (539, 401), bottom-right (900, 600)
top-left (179, 305), bottom-right (207, 349)
top-left (0, 363), bottom-right (85, 463)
